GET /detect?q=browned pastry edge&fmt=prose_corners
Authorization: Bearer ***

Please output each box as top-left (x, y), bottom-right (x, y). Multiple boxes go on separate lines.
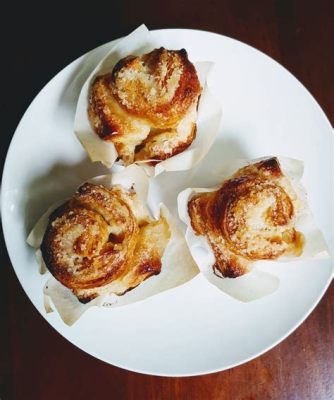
top-left (41, 183), bottom-right (170, 303)
top-left (188, 158), bottom-right (304, 278)
top-left (88, 77), bottom-right (120, 140)
top-left (75, 219), bottom-right (169, 303)
top-left (134, 123), bottom-right (197, 164)
top-left (41, 184), bottom-right (137, 290)
top-left (88, 47), bottom-right (201, 165)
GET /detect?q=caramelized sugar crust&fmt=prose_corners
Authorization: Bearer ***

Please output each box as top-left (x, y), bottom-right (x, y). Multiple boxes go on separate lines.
top-left (41, 183), bottom-right (170, 302)
top-left (188, 158), bottom-right (304, 278)
top-left (89, 48), bottom-right (201, 165)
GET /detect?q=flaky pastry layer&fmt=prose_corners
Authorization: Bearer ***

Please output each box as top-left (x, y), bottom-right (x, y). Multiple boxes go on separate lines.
top-left (41, 183), bottom-right (170, 302)
top-left (89, 48), bottom-right (201, 165)
top-left (188, 158), bottom-right (304, 278)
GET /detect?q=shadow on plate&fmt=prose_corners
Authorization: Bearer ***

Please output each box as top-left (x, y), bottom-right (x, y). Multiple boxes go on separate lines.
top-left (24, 134), bottom-right (249, 237)
top-left (150, 135), bottom-right (249, 217)
top-left (188, 134), bottom-right (250, 186)
top-left (24, 157), bottom-right (109, 235)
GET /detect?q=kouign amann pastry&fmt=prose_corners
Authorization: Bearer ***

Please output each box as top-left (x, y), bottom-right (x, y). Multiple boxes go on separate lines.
top-left (188, 158), bottom-right (304, 278)
top-left (89, 47), bottom-right (201, 165)
top-left (41, 182), bottom-right (170, 302)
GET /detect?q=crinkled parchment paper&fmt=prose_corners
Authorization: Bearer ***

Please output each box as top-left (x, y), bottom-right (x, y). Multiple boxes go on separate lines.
top-left (27, 165), bottom-right (198, 325)
top-left (177, 157), bottom-right (329, 302)
top-left (74, 24), bottom-right (222, 176)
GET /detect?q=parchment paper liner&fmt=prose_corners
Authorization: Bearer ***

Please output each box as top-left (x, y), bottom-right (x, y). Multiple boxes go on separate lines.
top-left (74, 24), bottom-right (222, 176)
top-left (27, 165), bottom-right (199, 325)
top-left (177, 157), bottom-right (329, 302)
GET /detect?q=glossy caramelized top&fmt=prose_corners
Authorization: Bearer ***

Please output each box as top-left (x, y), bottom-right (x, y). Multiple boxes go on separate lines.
top-left (188, 158), bottom-right (304, 278)
top-left (89, 48), bottom-right (201, 165)
top-left (41, 183), bottom-right (170, 302)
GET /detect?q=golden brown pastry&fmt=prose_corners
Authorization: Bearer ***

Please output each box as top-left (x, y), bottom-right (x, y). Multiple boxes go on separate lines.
top-left (41, 182), bottom-right (170, 302)
top-left (89, 47), bottom-right (201, 165)
top-left (188, 158), bottom-right (304, 278)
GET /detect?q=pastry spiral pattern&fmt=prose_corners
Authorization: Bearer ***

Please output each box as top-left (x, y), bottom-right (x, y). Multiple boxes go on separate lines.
top-left (89, 47), bottom-right (201, 165)
top-left (41, 183), bottom-right (170, 302)
top-left (188, 158), bottom-right (304, 278)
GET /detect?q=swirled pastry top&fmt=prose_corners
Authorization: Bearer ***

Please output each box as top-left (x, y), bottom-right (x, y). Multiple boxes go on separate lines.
top-left (89, 48), bottom-right (201, 165)
top-left (41, 182), bottom-right (170, 302)
top-left (188, 158), bottom-right (304, 278)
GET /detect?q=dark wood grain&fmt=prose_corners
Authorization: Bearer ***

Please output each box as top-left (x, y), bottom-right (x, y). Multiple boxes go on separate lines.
top-left (1, 1), bottom-right (333, 399)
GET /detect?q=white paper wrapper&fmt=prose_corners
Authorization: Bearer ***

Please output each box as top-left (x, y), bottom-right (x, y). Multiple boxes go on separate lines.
top-left (27, 165), bottom-right (199, 325)
top-left (74, 24), bottom-right (222, 176)
top-left (177, 157), bottom-right (329, 302)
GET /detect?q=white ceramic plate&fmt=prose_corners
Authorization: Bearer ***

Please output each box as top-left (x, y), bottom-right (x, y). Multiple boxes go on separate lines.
top-left (2, 29), bottom-right (333, 377)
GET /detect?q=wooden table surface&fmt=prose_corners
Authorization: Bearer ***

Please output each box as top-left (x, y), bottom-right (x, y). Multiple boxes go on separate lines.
top-left (1, 1), bottom-right (333, 399)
